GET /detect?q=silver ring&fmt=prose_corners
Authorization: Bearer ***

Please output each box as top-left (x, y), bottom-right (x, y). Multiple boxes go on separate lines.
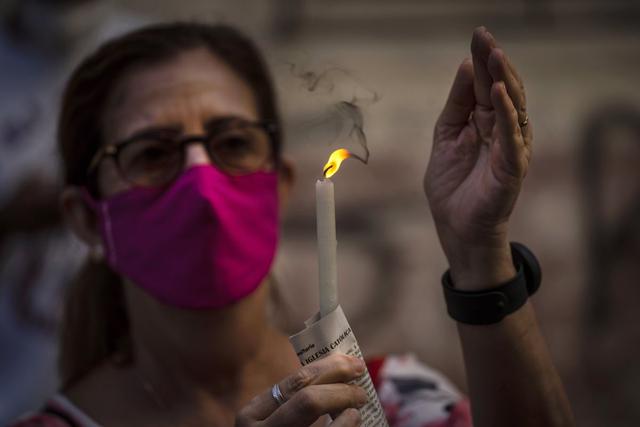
top-left (271, 383), bottom-right (286, 406)
top-left (519, 115), bottom-right (529, 128)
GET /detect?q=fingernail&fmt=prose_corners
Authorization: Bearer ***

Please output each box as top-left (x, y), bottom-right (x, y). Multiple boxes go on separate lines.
top-left (352, 357), bottom-right (366, 374)
top-left (357, 391), bottom-right (368, 407)
top-left (347, 408), bottom-right (362, 422)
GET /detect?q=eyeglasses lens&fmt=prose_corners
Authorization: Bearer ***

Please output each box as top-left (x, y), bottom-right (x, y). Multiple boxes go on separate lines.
top-left (117, 123), bottom-right (272, 187)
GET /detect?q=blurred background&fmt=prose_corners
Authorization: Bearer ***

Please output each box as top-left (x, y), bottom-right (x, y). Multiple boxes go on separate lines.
top-left (1, 0), bottom-right (639, 425)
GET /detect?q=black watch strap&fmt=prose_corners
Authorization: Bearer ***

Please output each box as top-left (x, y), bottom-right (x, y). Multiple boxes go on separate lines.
top-left (441, 242), bottom-right (542, 325)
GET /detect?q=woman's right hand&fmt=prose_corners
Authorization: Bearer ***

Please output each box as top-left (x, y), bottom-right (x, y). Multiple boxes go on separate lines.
top-left (424, 27), bottom-right (532, 290)
top-left (235, 353), bottom-right (367, 426)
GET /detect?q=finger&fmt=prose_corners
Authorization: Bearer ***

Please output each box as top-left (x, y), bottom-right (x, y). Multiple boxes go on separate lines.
top-left (490, 81), bottom-right (525, 179)
top-left (264, 384), bottom-right (367, 427)
top-left (487, 48), bottom-right (526, 122)
top-left (330, 408), bottom-right (362, 426)
top-left (506, 55), bottom-right (524, 90)
top-left (437, 58), bottom-right (475, 129)
top-left (504, 54), bottom-right (533, 145)
top-left (240, 353), bottom-right (365, 420)
top-left (471, 26), bottom-right (497, 108)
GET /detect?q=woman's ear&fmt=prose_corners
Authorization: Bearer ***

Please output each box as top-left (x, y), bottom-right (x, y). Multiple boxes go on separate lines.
top-left (60, 187), bottom-right (103, 252)
top-left (277, 156), bottom-right (296, 211)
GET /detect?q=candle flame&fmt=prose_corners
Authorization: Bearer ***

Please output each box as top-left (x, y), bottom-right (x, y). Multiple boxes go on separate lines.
top-left (323, 148), bottom-right (351, 178)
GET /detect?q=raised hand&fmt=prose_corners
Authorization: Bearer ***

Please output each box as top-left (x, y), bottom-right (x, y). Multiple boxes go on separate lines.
top-left (424, 27), bottom-right (532, 290)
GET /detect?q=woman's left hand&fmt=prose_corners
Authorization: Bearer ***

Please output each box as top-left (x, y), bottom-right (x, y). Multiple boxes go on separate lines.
top-left (424, 27), bottom-right (532, 290)
top-left (235, 353), bottom-right (366, 426)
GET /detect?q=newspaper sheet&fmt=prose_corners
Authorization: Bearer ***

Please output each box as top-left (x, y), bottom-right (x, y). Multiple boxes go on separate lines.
top-left (289, 305), bottom-right (389, 426)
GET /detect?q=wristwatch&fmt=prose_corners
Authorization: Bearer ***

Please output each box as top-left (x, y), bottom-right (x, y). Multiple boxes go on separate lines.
top-left (441, 242), bottom-right (542, 325)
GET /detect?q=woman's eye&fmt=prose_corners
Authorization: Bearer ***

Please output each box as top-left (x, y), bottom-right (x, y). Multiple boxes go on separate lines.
top-left (140, 146), bottom-right (171, 161)
top-left (216, 137), bottom-right (252, 155)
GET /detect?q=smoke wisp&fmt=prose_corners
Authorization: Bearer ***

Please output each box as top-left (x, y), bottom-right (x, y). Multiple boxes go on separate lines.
top-left (287, 63), bottom-right (380, 165)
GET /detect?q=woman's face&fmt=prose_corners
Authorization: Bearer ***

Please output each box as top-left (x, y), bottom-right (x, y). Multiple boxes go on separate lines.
top-left (97, 48), bottom-right (260, 198)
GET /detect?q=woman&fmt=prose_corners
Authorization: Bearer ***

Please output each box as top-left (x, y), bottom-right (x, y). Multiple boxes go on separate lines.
top-left (13, 22), bottom-right (573, 426)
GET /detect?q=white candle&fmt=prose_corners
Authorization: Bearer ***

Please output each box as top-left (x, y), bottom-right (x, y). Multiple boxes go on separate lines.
top-left (316, 178), bottom-right (338, 317)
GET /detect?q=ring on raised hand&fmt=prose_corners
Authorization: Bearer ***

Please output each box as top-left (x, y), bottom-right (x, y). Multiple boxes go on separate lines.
top-left (271, 383), bottom-right (286, 406)
top-left (519, 115), bottom-right (529, 128)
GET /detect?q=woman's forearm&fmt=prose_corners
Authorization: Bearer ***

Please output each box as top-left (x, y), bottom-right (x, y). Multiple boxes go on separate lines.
top-left (447, 246), bottom-right (575, 426)
top-left (457, 300), bottom-right (574, 427)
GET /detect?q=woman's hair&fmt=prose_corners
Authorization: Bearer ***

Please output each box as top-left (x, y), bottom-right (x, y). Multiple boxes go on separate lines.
top-left (58, 22), bottom-right (282, 387)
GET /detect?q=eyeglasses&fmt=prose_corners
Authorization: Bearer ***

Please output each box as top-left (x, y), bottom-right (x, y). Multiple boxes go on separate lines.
top-left (87, 117), bottom-right (277, 188)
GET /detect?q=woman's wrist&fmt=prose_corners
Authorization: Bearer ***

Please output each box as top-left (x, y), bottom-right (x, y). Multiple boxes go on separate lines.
top-left (444, 241), bottom-right (516, 291)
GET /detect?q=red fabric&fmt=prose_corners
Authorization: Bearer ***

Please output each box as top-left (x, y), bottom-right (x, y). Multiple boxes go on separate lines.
top-left (10, 414), bottom-right (71, 427)
top-left (366, 355), bottom-right (387, 390)
top-left (366, 354), bottom-right (473, 427)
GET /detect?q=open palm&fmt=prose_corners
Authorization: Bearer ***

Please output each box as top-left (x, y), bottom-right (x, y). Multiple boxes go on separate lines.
top-left (425, 28), bottom-right (533, 286)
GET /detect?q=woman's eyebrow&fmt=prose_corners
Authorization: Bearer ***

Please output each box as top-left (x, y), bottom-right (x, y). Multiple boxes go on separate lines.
top-left (118, 125), bottom-right (183, 144)
top-left (204, 115), bottom-right (250, 131)
top-left (119, 116), bottom-right (253, 143)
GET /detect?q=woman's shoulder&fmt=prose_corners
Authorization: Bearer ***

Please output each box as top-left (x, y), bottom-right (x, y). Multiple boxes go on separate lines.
top-left (366, 354), bottom-right (472, 427)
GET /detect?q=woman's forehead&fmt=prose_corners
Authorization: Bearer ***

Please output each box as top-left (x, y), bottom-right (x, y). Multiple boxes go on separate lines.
top-left (102, 48), bottom-right (258, 142)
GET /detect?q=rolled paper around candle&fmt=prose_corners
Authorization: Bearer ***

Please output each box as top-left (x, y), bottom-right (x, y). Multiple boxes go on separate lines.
top-left (289, 305), bottom-right (390, 426)
top-left (316, 178), bottom-right (338, 317)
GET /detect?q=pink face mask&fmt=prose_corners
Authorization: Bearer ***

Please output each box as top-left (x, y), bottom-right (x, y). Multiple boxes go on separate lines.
top-left (84, 165), bottom-right (279, 309)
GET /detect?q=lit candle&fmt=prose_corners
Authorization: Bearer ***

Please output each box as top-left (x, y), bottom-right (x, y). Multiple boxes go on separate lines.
top-left (316, 178), bottom-right (338, 317)
top-left (317, 149), bottom-right (351, 317)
